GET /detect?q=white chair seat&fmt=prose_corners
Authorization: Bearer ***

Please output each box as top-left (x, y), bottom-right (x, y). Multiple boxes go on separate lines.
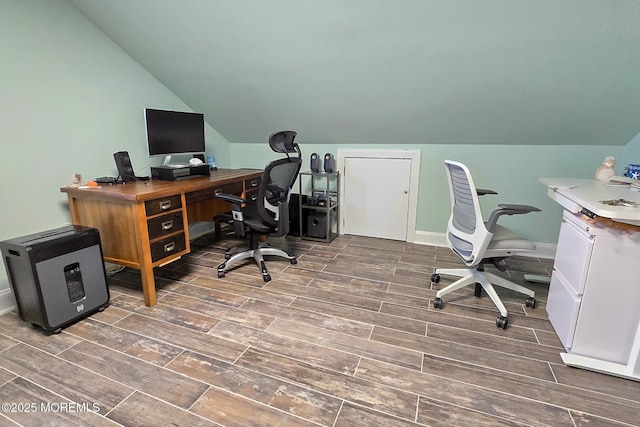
top-left (486, 224), bottom-right (536, 252)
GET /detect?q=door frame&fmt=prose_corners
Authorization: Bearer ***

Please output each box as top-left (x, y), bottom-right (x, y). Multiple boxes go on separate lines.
top-left (337, 149), bottom-right (421, 242)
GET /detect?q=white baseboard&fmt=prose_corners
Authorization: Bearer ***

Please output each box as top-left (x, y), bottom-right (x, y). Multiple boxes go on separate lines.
top-left (412, 231), bottom-right (556, 260)
top-left (412, 231), bottom-right (447, 248)
top-left (0, 289), bottom-right (16, 316)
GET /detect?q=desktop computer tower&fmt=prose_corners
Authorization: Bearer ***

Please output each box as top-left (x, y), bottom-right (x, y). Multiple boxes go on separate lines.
top-left (0, 225), bottom-right (110, 333)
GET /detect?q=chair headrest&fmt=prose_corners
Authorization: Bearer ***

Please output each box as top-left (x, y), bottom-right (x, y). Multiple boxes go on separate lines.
top-left (269, 131), bottom-right (298, 154)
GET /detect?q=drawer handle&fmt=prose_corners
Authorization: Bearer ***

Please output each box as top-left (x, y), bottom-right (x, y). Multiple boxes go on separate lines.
top-left (164, 242), bottom-right (176, 253)
top-left (250, 180), bottom-right (258, 187)
top-left (214, 189), bottom-right (222, 195)
top-left (161, 220), bottom-right (173, 231)
top-left (250, 193), bottom-right (258, 201)
top-left (160, 200), bottom-right (172, 210)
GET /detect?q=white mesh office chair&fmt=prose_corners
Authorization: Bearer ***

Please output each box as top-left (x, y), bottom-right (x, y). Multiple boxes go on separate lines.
top-left (431, 160), bottom-right (539, 329)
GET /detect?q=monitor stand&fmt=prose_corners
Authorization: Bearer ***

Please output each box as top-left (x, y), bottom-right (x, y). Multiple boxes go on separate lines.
top-left (161, 155), bottom-right (189, 168)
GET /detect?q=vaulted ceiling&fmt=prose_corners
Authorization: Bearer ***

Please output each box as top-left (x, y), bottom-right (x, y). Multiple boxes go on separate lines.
top-left (68, 0), bottom-right (640, 145)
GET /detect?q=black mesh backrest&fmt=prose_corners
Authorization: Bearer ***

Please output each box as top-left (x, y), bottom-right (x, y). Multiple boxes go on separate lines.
top-left (257, 156), bottom-right (302, 227)
top-left (254, 131), bottom-right (302, 228)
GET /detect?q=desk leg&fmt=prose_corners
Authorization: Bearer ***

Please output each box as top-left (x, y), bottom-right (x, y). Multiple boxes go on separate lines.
top-left (134, 202), bottom-right (157, 307)
top-left (140, 260), bottom-right (157, 307)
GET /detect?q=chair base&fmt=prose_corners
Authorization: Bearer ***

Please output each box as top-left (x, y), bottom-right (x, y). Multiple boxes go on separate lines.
top-left (217, 243), bottom-right (297, 282)
top-left (432, 267), bottom-right (536, 328)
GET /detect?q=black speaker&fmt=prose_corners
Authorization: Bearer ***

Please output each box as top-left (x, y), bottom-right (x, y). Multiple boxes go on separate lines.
top-left (307, 212), bottom-right (328, 239)
top-left (310, 153), bottom-right (320, 172)
top-left (324, 153), bottom-right (334, 173)
top-left (114, 151), bottom-right (136, 182)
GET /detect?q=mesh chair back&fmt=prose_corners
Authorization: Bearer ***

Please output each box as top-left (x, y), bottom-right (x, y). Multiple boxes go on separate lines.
top-left (444, 160), bottom-right (492, 265)
top-left (254, 131), bottom-right (303, 232)
top-left (258, 157), bottom-right (302, 227)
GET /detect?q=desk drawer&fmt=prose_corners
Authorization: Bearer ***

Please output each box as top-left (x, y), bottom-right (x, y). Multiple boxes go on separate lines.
top-left (546, 271), bottom-right (581, 351)
top-left (213, 181), bottom-right (243, 197)
top-left (147, 211), bottom-right (184, 240)
top-left (186, 182), bottom-right (243, 204)
top-left (245, 176), bottom-right (261, 191)
top-left (246, 189), bottom-right (259, 203)
top-left (554, 214), bottom-right (594, 295)
top-left (150, 233), bottom-right (186, 263)
top-left (145, 195), bottom-right (182, 216)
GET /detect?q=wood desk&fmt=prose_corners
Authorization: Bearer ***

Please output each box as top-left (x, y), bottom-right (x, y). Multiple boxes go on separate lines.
top-left (61, 168), bottom-right (262, 306)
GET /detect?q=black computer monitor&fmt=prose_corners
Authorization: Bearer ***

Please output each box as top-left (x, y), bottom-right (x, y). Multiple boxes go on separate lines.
top-left (145, 108), bottom-right (206, 167)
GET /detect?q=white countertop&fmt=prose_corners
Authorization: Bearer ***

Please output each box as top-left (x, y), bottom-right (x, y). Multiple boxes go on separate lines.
top-left (540, 177), bottom-right (640, 224)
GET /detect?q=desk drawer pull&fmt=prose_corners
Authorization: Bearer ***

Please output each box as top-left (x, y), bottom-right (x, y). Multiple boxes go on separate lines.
top-left (145, 195), bottom-right (182, 216)
top-left (147, 212), bottom-right (184, 239)
top-left (214, 189), bottom-right (223, 195)
top-left (250, 193), bottom-right (258, 201)
top-left (245, 177), bottom-right (261, 188)
top-left (150, 232), bottom-right (186, 262)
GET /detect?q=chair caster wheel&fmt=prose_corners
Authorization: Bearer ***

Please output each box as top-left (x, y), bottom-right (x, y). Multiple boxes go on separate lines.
top-left (434, 297), bottom-right (443, 309)
top-left (263, 274), bottom-right (271, 282)
top-left (496, 316), bottom-right (508, 329)
top-left (224, 253), bottom-right (231, 260)
top-left (290, 258), bottom-right (297, 265)
top-left (217, 269), bottom-right (225, 278)
top-left (526, 297), bottom-right (536, 308)
top-left (474, 283), bottom-right (483, 297)
top-left (431, 273), bottom-right (440, 283)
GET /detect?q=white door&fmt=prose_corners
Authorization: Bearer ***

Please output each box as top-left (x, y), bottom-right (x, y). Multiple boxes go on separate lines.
top-left (343, 157), bottom-right (412, 240)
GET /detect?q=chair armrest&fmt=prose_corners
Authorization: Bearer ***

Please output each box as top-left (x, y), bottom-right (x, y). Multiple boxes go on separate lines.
top-left (214, 193), bottom-right (246, 205)
top-left (476, 188), bottom-right (498, 196)
top-left (272, 201), bottom-right (290, 237)
top-left (486, 204), bottom-right (541, 232)
top-left (214, 193), bottom-right (248, 237)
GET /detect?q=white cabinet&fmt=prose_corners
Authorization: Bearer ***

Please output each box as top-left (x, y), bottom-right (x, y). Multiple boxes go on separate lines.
top-left (541, 177), bottom-right (640, 380)
top-left (547, 211), bottom-right (640, 365)
top-left (547, 272), bottom-right (582, 350)
top-left (546, 212), bottom-right (594, 350)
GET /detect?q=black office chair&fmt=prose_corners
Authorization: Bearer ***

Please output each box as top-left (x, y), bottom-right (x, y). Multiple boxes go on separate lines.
top-left (215, 131), bottom-right (302, 282)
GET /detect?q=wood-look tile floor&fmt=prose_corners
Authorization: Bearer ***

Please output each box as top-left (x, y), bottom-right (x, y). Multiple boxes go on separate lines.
top-left (1, 234), bottom-right (639, 426)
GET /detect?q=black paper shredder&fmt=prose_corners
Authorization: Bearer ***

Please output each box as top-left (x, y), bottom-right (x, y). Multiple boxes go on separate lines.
top-left (0, 225), bottom-right (110, 333)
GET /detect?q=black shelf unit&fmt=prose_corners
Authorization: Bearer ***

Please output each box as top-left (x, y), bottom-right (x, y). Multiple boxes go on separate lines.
top-left (298, 170), bottom-right (340, 243)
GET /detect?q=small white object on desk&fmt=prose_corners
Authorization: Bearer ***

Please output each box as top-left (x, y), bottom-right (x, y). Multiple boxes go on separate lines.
top-left (595, 156), bottom-right (615, 181)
